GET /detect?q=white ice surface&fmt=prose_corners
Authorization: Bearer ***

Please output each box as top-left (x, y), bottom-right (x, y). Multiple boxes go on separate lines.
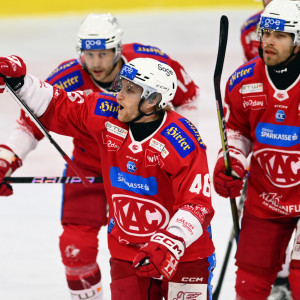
top-left (0, 9), bottom-right (258, 299)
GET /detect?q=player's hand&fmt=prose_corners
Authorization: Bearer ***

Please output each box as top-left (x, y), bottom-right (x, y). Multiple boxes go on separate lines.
top-left (0, 55), bottom-right (26, 92)
top-left (213, 151), bottom-right (247, 198)
top-left (0, 145), bottom-right (22, 196)
top-left (133, 230), bottom-right (185, 280)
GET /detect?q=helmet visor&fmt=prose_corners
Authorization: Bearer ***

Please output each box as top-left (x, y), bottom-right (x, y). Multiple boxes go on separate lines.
top-left (113, 64), bottom-right (158, 101)
top-left (113, 76), bottom-right (143, 98)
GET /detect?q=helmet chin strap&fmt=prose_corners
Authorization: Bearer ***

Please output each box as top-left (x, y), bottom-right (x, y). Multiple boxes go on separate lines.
top-left (129, 97), bottom-right (161, 124)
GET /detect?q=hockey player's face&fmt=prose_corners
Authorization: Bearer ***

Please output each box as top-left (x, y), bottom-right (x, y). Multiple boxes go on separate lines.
top-left (116, 79), bottom-right (145, 122)
top-left (83, 49), bottom-right (116, 82)
top-left (262, 30), bottom-right (294, 66)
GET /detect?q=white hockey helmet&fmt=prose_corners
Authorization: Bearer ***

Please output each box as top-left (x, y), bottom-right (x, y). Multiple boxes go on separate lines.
top-left (76, 13), bottom-right (123, 62)
top-left (257, 0), bottom-right (300, 45)
top-left (115, 58), bottom-right (177, 109)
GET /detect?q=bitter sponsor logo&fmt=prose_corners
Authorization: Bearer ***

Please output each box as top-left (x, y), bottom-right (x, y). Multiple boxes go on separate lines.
top-left (229, 63), bottom-right (256, 92)
top-left (133, 44), bottom-right (168, 59)
top-left (94, 99), bottom-right (119, 118)
top-left (161, 123), bottom-right (195, 158)
top-left (53, 70), bottom-right (84, 92)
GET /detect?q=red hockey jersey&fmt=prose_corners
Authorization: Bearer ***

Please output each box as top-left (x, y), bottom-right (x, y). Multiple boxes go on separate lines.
top-left (224, 56), bottom-right (300, 218)
top-left (17, 43), bottom-right (200, 173)
top-left (37, 90), bottom-right (214, 261)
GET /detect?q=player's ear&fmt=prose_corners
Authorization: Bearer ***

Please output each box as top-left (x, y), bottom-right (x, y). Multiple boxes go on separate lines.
top-left (294, 44), bottom-right (300, 55)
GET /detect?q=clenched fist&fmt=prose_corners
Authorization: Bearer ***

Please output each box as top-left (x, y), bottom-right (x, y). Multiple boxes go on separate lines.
top-left (0, 55), bottom-right (26, 92)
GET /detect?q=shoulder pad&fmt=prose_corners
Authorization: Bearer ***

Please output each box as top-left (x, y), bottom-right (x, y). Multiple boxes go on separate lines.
top-left (160, 122), bottom-right (195, 158)
top-left (47, 59), bottom-right (79, 82)
top-left (94, 92), bottom-right (119, 119)
top-left (130, 43), bottom-right (169, 59)
top-left (178, 118), bottom-right (206, 150)
top-left (229, 62), bottom-right (256, 92)
top-left (241, 11), bottom-right (262, 32)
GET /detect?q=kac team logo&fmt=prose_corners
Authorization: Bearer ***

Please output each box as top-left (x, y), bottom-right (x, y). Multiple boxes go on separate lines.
top-left (254, 148), bottom-right (300, 188)
top-left (112, 194), bottom-right (169, 236)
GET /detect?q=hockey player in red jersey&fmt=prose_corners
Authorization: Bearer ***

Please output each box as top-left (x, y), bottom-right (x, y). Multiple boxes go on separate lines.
top-left (213, 1), bottom-right (300, 299)
top-left (240, 0), bottom-right (273, 61)
top-left (0, 56), bottom-right (215, 299)
top-left (0, 13), bottom-right (200, 299)
top-left (241, 1), bottom-right (293, 299)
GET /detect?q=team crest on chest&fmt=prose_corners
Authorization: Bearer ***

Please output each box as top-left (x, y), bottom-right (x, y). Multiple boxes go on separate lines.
top-left (273, 90), bottom-right (289, 101)
top-left (129, 141), bottom-right (143, 153)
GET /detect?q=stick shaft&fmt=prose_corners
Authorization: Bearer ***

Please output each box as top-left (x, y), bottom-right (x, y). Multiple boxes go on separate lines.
top-left (4, 176), bottom-right (103, 184)
top-left (6, 84), bottom-right (91, 186)
top-left (213, 15), bottom-right (240, 242)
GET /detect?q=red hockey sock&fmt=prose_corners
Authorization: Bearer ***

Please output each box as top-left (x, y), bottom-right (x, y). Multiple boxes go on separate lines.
top-left (65, 263), bottom-right (101, 290)
top-left (235, 268), bottom-right (276, 300)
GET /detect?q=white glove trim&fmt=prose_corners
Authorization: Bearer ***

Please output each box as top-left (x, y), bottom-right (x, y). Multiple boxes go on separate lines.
top-left (150, 232), bottom-right (185, 260)
top-left (0, 146), bottom-right (14, 163)
top-left (167, 209), bottom-right (203, 248)
top-left (16, 74), bottom-right (53, 118)
top-left (7, 128), bottom-right (39, 160)
top-left (227, 128), bottom-right (253, 157)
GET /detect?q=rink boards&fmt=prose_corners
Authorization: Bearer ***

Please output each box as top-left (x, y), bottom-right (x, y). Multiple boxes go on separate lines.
top-left (2, 0), bottom-right (261, 17)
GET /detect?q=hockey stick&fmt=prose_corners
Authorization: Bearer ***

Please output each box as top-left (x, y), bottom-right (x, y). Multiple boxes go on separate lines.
top-left (5, 84), bottom-right (91, 186)
top-left (213, 15), bottom-right (240, 243)
top-left (4, 176), bottom-right (103, 184)
top-left (212, 179), bottom-right (247, 300)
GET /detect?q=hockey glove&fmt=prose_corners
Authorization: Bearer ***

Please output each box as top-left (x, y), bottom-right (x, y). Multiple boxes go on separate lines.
top-left (133, 229), bottom-right (185, 280)
top-left (0, 55), bottom-right (26, 92)
top-left (0, 145), bottom-right (22, 196)
top-left (213, 148), bottom-right (248, 198)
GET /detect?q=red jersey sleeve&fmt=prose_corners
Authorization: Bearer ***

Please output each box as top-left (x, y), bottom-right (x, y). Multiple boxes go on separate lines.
top-left (240, 11), bottom-right (262, 61)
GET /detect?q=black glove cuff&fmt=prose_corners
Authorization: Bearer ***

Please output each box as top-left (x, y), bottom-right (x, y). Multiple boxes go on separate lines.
top-left (5, 76), bottom-right (25, 91)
